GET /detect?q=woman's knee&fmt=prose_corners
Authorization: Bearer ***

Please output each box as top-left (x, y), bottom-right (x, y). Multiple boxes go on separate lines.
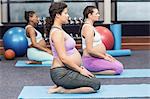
top-left (114, 62), bottom-right (124, 74)
top-left (92, 79), bottom-right (101, 91)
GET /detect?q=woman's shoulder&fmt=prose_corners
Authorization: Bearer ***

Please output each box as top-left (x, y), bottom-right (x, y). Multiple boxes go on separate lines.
top-left (25, 25), bottom-right (33, 29)
top-left (25, 25), bottom-right (35, 32)
top-left (82, 24), bottom-right (94, 33)
top-left (82, 24), bottom-right (94, 31)
top-left (50, 28), bottom-right (65, 39)
top-left (50, 28), bottom-right (63, 34)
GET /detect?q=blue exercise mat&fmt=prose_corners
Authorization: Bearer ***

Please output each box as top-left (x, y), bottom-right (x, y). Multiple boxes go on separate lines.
top-left (106, 49), bottom-right (131, 57)
top-left (15, 60), bottom-right (52, 67)
top-left (96, 69), bottom-right (150, 78)
top-left (18, 84), bottom-right (150, 99)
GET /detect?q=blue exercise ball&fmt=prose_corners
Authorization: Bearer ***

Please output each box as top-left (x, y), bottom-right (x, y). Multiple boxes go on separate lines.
top-left (3, 27), bottom-right (28, 57)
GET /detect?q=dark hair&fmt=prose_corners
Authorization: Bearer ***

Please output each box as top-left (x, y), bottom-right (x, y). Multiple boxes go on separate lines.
top-left (24, 11), bottom-right (35, 22)
top-left (83, 6), bottom-right (97, 20)
top-left (44, 17), bottom-right (51, 36)
top-left (48, 2), bottom-right (67, 25)
top-left (45, 2), bottom-right (67, 34)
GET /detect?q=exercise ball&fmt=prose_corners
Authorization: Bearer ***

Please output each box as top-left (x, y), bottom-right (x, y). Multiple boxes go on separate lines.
top-left (3, 27), bottom-right (28, 57)
top-left (4, 49), bottom-right (15, 60)
top-left (95, 26), bottom-right (114, 50)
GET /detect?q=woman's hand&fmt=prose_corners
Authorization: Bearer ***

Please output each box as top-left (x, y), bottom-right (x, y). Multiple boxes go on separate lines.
top-left (80, 66), bottom-right (95, 78)
top-left (46, 48), bottom-right (52, 55)
top-left (104, 54), bottom-right (116, 62)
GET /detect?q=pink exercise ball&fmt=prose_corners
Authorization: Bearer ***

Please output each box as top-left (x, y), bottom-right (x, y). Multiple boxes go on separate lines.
top-left (95, 26), bottom-right (114, 50)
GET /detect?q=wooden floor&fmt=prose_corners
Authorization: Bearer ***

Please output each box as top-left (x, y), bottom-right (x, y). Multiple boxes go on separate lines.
top-left (122, 36), bottom-right (150, 50)
top-left (0, 39), bottom-right (4, 55)
top-left (0, 36), bottom-right (150, 55)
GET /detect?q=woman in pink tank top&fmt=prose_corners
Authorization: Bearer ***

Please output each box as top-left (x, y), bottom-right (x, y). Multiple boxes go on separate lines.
top-left (47, 2), bottom-right (101, 94)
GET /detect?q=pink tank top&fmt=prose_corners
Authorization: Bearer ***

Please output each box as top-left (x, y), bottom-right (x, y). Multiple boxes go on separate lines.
top-left (49, 27), bottom-right (76, 58)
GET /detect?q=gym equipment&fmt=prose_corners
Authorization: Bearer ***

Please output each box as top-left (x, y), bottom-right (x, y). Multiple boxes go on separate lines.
top-left (69, 17), bottom-right (74, 24)
top-left (106, 49), bottom-right (131, 56)
top-left (95, 26), bottom-right (114, 50)
top-left (3, 27), bottom-right (28, 57)
top-left (110, 24), bottom-right (122, 50)
top-left (78, 17), bottom-right (83, 24)
top-left (108, 24), bottom-right (131, 56)
top-left (18, 84), bottom-right (150, 99)
top-left (4, 49), bottom-right (15, 60)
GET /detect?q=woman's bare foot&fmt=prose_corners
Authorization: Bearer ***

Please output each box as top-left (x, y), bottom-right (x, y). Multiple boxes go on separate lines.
top-left (48, 85), bottom-right (57, 93)
top-left (26, 60), bottom-right (42, 64)
top-left (48, 85), bottom-right (57, 89)
top-left (48, 86), bottom-right (65, 94)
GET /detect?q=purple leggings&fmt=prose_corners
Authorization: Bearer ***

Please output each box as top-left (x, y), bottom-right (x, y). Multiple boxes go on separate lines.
top-left (82, 56), bottom-right (123, 74)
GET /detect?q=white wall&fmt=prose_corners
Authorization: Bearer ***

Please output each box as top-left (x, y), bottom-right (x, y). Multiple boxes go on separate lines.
top-left (117, 2), bottom-right (150, 21)
top-left (1, 1), bottom-right (7, 23)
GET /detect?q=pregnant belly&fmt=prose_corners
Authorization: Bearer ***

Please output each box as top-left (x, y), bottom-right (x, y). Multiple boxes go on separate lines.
top-left (68, 49), bottom-right (82, 66)
top-left (83, 43), bottom-right (106, 56)
top-left (51, 48), bottom-right (82, 68)
top-left (38, 39), bottom-right (47, 48)
top-left (95, 43), bottom-right (106, 53)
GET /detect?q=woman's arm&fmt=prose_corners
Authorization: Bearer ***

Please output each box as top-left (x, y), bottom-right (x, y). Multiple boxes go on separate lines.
top-left (82, 25), bottom-right (106, 59)
top-left (27, 27), bottom-right (51, 54)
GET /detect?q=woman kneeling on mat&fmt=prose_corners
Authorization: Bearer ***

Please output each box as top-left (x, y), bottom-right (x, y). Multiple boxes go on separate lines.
top-left (81, 6), bottom-right (123, 75)
top-left (48, 2), bottom-right (101, 93)
top-left (24, 11), bottom-right (53, 64)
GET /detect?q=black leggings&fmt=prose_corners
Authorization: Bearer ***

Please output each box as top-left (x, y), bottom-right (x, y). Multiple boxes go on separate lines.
top-left (50, 66), bottom-right (101, 91)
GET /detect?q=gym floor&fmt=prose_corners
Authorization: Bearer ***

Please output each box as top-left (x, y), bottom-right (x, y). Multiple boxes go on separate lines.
top-left (0, 50), bottom-right (150, 99)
